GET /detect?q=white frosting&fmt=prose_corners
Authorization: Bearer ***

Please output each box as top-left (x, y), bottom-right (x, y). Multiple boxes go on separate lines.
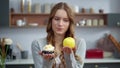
top-left (43, 44), bottom-right (54, 51)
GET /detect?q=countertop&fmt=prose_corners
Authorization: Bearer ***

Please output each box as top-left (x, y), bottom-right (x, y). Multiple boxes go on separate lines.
top-left (6, 58), bottom-right (120, 65)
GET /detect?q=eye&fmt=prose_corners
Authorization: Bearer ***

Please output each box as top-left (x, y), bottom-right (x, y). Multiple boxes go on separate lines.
top-left (63, 19), bottom-right (69, 22)
top-left (54, 17), bottom-right (60, 21)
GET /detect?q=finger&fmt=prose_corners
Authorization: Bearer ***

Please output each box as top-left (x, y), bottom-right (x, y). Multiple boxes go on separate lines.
top-left (43, 54), bottom-right (48, 58)
top-left (66, 47), bottom-right (69, 53)
top-left (72, 46), bottom-right (76, 51)
top-left (47, 54), bottom-right (54, 60)
top-left (48, 54), bottom-right (53, 58)
top-left (66, 47), bottom-right (72, 54)
top-left (51, 53), bottom-right (55, 57)
top-left (63, 47), bottom-right (67, 52)
top-left (38, 51), bottom-right (43, 55)
top-left (63, 47), bottom-right (69, 52)
top-left (45, 54), bottom-right (50, 59)
top-left (64, 47), bottom-right (69, 53)
top-left (49, 54), bottom-right (54, 58)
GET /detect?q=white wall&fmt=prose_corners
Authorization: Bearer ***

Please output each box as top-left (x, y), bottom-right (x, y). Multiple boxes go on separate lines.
top-left (110, 0), bottom-right (120, 13)
top-left (0, 27), bottom-right (120, 57)
top-left (9, 0), bottom-right (120, 13)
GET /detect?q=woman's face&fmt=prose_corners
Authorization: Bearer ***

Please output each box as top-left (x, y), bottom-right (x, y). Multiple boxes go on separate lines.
top-left (52, 9), bottom-right (70, 35)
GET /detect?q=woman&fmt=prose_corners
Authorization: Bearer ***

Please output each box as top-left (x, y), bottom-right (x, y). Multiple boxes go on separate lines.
top-left (31, 2), bottom-right (86, 68)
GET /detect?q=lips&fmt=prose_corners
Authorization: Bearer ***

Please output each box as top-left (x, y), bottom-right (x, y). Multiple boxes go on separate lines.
top-left (57, 28), bottom-right (63, 31)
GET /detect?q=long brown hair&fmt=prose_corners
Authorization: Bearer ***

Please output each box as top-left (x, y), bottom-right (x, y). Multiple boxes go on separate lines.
top-left (46, 2), bottom-right (81, 68)
top-left (46, 2), bottom-right (75, 45)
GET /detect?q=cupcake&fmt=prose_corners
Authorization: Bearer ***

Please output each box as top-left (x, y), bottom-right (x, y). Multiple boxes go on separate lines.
top-left (42, 44), bottom-right (55, 54)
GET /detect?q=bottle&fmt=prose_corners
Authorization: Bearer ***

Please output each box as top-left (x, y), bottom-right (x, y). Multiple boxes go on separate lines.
top-left (89, 8), bottom-right (94, 13)
top-left (81, 8), bottom-right (86, 13)
top-left (28, 0), bottom-right (31, 13)
top-left (20, 0), bottom-right (24, 13)
top-left (74, 5), bottom-right (79, 13)
top-left (35, 3), bottom-right (41, 13)
top-left (44, 3), bottom-right (51, 13)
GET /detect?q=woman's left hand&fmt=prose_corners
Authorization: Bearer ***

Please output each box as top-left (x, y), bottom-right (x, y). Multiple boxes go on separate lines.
top-left (62, 47), bottom-right (72, 54)
top-left (62, 46), bottom-right (76, 54)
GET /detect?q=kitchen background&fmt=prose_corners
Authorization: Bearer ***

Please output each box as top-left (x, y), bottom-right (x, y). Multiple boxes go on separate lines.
top-left (0, 0), bottom-right (120, 59)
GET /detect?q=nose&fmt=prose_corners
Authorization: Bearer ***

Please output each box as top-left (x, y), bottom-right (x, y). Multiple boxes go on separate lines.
top-left (58, 20), bottom-right (63, 26)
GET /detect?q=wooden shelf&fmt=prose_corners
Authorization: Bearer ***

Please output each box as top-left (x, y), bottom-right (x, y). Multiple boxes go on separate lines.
top-left (10, 13), bottom-right (108, 27)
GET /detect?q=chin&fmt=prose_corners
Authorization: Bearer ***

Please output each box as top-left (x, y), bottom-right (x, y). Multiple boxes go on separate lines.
top-left (56, 32), bottom-right (65, 35)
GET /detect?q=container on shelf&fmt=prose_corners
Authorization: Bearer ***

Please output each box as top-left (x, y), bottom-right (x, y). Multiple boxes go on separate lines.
top-left (81, 8), bottom-right (86, 13)
top-left (16, 18), bottom-right (27, 27)
top-left (20, 0), bottom-right (25, 13)
top-left (72, 5), bottom-right (79, 13)
top-left (99, 9), bottom-right (104, 13)
top-left (99, 19), bottom-right (104, 26)
top-left (16, 19), bottom-right (23, 26)
top-left (10, 8), bottom-right (15, 13)
top-left (79, 19), bottom-right (86, 26)
top-left (92, 19), bottom-right (98, 26)
top-left (27, 0), bottom-right (32, 13)
top-left (34, 3), bottom-right (41, 13)
top-left (44, 3), bottom-right (51, 13)
top-left (86, 19), bottom-right (92, 26)
top-left (89, 8), bottom-right (94, 13)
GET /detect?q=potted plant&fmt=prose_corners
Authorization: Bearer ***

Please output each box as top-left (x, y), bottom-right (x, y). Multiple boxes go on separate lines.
top-left (0, 38), bottom-right (13, 68)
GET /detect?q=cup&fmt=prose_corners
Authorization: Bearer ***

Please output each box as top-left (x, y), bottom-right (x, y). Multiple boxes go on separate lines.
top-left (21, 50), bottom-right (28, 59)
top-left (16, 20), bottom-right (23, 26)
top-left (79, 19), bottom-right (86, 26)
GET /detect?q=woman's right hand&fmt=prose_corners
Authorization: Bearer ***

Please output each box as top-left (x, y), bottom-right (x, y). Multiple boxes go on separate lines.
top-left (38, 51), bottom-right (55, 60)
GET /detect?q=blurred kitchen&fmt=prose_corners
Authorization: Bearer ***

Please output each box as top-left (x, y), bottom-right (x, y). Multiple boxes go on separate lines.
top-left (0, 0), bottom-right (120, 68)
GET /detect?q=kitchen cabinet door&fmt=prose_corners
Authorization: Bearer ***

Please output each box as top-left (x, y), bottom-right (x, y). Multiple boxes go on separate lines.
top-left (6, 64), bottom-right (34, 68)
top-left (107, 13), bottom-right (120, 27)
top-left (0, 0), bottom-right (9, 27)
top-left (84, 63), bottom-right (120, 68)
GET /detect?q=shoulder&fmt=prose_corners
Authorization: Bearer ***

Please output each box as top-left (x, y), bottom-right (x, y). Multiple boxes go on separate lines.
top-left (75, 37), bottom-right (86, 48)
top-left (75, 37), bottom-right (86, 44)
top-left (31, 37), bottom-right (47, 49)
top-left (32, 37), bottom-right (46, 44)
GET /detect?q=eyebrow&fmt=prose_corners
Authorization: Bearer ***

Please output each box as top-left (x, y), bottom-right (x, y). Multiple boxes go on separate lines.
top-left (54, 16), bottom-right (69, 19)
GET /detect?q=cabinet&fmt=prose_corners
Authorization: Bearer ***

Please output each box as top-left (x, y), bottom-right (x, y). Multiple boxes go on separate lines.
top-left (6, 63), bottom-right (120, 68)
top-left (0, 0), bottom-right (9, 27)
top-left (84, 63), bottom-right (120, 68)
top-left (10, 13), bottom-right (107, 27)
top-left (107, 14), bottom-right (120, 27)
top-left (6, 64), bottom-right (34, 68)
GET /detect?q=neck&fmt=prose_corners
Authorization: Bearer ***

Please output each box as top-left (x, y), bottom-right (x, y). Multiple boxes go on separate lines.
top-left (54, 34), bottom-right (65, 46)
